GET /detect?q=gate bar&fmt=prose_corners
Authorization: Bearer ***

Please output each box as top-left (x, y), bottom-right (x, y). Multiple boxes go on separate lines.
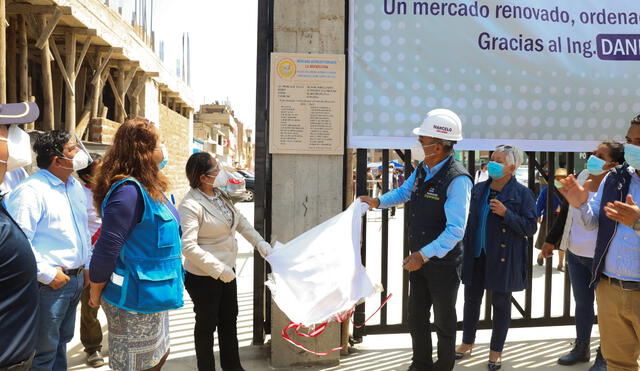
top-left (353, 148), bottom-right (368, 339)
top-left (381, 150), bottom-right (390, 325)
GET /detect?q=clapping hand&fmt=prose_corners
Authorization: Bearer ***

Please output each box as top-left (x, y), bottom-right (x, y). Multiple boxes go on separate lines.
top-left (558, 175), bottom-right (590, 208)
top-left (604, 194), bottom-right (640, 227)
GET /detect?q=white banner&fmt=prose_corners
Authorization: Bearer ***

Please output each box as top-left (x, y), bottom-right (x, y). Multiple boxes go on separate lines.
top-left (348, 0), bottom-right (640, 151)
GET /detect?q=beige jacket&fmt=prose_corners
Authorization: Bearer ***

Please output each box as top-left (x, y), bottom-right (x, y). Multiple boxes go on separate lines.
top-left (178, 188), bottom-right (264, 279)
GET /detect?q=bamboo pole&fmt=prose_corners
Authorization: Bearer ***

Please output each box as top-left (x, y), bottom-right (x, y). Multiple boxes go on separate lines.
top-left (7, 16), bottom-right (17, 103)
top-left (64, 32), bottom-right (76, 133)
top-left (19, 15), bottom-right (28, 102)
top-left (0, 0), bottom-right (7, 104)
top-left (115, 61), bottom-right (125, 123)
top-left (39, 15), bottom-right (54, 130)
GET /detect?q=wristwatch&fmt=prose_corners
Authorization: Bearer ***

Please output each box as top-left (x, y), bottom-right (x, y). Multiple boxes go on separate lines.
top-left (419, 251), bottom-right (430, 263)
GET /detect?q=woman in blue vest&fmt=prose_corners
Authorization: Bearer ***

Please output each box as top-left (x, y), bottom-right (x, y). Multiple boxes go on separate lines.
top-left (455, 145), bottom-right (538, 370)
top-left (88, 118), bottom-right (183, 371)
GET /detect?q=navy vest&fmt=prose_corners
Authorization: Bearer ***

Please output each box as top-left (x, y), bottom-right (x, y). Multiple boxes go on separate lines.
top-left (591, 164), bottom-right (632, 286)
top-left (409, 157), bottom-right (472, 265)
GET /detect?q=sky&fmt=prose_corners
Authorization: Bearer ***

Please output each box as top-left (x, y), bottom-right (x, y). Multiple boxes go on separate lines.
top-left (154, 0), bottom-right (259, 128)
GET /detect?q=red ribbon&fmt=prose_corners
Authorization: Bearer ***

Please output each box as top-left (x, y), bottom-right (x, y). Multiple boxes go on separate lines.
top-left (281, 293), bottom-right (393, 355)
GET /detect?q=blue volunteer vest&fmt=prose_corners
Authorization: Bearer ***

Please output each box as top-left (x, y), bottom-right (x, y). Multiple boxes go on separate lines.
top-left (101, 178), bottom-right (184, 313)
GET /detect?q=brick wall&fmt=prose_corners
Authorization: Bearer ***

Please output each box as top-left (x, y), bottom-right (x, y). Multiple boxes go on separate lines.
top-left (88, 118), bottom-right (120, 144)
top-left (159, 104), bottom-right (191, 203)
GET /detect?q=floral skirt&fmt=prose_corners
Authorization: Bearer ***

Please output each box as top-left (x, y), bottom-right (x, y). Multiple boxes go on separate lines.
top-left (102, 300), bottom-right (170, 371)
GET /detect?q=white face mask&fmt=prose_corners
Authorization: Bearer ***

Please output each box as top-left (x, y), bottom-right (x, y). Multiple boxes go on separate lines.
top-left (59, 134), bottom-right (92, 171)
top-left (410, 141), bottom-right (437, 162)
top-left (5, 124), bottom-right (33, 171)
top-left (212, 167), bottom-right (229, 188)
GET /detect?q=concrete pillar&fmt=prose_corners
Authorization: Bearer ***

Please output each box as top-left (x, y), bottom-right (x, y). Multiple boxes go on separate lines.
top-left (270, 0), bottom-right (345, 368)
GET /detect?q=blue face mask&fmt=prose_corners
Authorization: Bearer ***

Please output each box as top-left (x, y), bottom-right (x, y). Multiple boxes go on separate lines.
top-left (586, 155), bottom-right (607, 176)
top-left (487, 161), bottom-right (505, 179)
top-left (625, 143), bottom-right (640, 169)
top-left (158, 145), bottom-right (168, 170)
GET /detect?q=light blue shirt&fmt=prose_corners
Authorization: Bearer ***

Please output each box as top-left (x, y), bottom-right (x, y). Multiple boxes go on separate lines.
top-left (578, 169), bottom-right (640, 281)
top-left (6, 169), bottom-right (91, 284)
top-left (378, 156), bottom-right (473, 259)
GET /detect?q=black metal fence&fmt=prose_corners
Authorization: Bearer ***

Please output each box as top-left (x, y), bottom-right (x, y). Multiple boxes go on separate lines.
top-left (352, 149), bottom-right (579, 338)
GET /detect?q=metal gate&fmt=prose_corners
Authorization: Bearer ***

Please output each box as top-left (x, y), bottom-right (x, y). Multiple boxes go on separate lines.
top-left (351, 149), bottom-right (578, 338)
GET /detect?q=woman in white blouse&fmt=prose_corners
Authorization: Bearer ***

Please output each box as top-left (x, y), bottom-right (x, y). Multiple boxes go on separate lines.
top-left (179, 152), bottom-right (271, 371)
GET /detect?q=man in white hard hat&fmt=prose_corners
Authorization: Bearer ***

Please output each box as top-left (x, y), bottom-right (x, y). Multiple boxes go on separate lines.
top-left (361, 108), bottom-right (473, 371)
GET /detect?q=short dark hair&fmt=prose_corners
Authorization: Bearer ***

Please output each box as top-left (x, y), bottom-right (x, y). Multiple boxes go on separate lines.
top-left (77, 153), bottom-right (102, 181)
top-left (602, 140), bottom-right (625, 164)
top-left (33, 130), bottom-right (71, 169)
top-left (480, 162), bottom-right (487, 169)
top-left (186, 152), bottom-right (213, 189)
top-left (631, 114), bottom-right (640, 125)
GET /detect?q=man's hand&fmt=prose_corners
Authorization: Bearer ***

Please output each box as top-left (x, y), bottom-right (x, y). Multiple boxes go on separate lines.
top-left (359, 196), bottom-right (380, 210)
top-left (489, 199), bottom-right (507, 217)
top-left (604, 194), bottom-right (640, 227)
top-left (48, 267), bottom-right (70, 290)
top-left (558, 175), bottom-right (589, 208)
top-left (402, 252), bottom-right (425, 272)
top-left (541, 242), bottom-right (555, 258)
top-left (88, 282), bottom-right (105, 308)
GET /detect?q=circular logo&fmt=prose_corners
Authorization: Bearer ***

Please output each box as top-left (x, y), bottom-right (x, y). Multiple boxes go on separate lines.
top-left (277, 59), bottom-right (296, 78)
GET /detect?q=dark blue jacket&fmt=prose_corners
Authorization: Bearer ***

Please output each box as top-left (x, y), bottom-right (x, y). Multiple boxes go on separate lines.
top-left (591, 164), bottom-right (632, 286)
top-left (462, 177), bottom-right (538, 292)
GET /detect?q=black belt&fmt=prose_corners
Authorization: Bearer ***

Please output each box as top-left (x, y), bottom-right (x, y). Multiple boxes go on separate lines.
top-left (62, 266), bottom-right (84, 276)
top-left (601, 274), bottom-right (640, 291)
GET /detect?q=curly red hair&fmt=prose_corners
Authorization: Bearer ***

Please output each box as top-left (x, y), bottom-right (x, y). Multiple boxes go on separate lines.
top-left (93, 117), bottom-right (168, 215)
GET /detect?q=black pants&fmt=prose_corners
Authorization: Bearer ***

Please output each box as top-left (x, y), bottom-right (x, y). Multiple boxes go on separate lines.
top-left (408, 262), bottom-right (460, 371)
top-left (184, 272), bottom-right (241, 371)
top-left (462, 253), bottom-right (512, 352)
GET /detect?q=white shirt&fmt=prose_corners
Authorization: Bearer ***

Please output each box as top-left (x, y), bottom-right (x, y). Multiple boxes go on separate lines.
top-left (475, 169), bottom-right (489, 184)
top-left (83, 185), bottom-right (102, 243)
top-left (6, 169), bottom-right (91, 284)
top-left (0, 167), bottom-right (28, 195)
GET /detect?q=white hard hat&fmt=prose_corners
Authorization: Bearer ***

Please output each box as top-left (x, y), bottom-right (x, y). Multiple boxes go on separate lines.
top-left (412, 108), bottom-right (463, 141)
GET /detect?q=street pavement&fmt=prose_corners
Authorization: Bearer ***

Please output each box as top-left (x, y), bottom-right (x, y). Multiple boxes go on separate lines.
top-left (67, 203), bottom-right (600, 370)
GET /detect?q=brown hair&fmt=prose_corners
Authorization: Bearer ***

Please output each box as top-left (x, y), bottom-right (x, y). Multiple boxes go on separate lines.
top-left (93, 117), bottom-right (168, 215)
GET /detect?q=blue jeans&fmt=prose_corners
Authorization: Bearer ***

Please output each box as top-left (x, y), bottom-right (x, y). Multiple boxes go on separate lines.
top-left (462, 253), bottom-right (512, 352)
top-left (31, 273), bottom-right (83, 371)
top-left (566, 250), bottom-right (595, 342)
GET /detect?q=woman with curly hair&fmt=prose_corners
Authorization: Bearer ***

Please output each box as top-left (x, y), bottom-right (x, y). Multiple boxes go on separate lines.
top-left (88, 117), bottom-right (182, 371)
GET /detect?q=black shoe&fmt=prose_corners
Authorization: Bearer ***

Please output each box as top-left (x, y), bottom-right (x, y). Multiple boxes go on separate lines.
top-left (85, 351), bottom-right (105, 368)
top-left (589, 347), bottom-right (607, 371)
top-left (406, 364), bottom-right (423, 371)
top-left (557, 340), bottom-right (590, 365)
top-left (488, 360), bottom-right (502, 370)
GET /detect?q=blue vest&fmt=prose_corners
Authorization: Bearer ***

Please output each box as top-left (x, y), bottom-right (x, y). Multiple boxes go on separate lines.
top-left (591, 164), bottom-right (632, 286)
top-left (101, 178), bottom-right (184, 313)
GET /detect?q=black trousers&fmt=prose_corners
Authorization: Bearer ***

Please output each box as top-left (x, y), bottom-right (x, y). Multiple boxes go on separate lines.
top-left (408, 262), bottom-right (460, 371)
top-left (184, 272), bottom-right (241, 371)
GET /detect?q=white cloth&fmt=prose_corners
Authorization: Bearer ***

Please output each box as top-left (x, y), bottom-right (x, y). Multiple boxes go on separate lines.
top-left (474, 169), bottom-right (489, 184)
top-left (266, 200), bottom-right (382, 326)
top-left (83, 185), bottom-right (102, 241)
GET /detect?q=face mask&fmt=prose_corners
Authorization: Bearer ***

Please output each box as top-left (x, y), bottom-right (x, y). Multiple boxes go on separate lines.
top-left (410, 142), bottom-right (437, 162)
top-left (5, 124), bottom-right (32, 171)
top-left (59, 134), bottom-right (93, 171)
top-left (158, 144), bottom-right (168, 170)
top-left (202, 167), bottom-right (219, 186)
top-left (487, 161), bottom-right (505, 179)
top-left (554, 180), bottom-right (564, 189)
top-left (586, 155), bottom-right (607, 176)
top-left (625, 143), bottom-right (640, 169)
top-left (212, 167), bottom-right (229, 188)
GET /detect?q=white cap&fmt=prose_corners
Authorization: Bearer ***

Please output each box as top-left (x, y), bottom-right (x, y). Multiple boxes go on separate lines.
top-left (412, 108), bottom-right (463, 141)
